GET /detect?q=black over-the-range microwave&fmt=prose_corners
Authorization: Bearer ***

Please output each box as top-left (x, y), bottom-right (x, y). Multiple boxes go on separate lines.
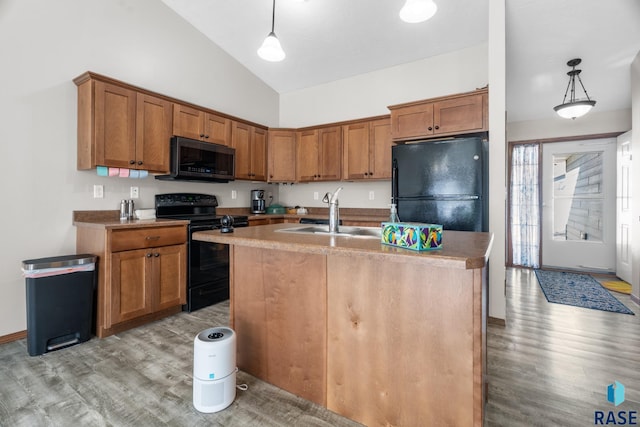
top-left (155, 136), bottom-right (235, 183)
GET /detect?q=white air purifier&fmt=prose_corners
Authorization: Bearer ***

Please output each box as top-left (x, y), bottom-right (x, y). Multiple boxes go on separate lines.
top-left (193, 327), bottom-right (237, 413)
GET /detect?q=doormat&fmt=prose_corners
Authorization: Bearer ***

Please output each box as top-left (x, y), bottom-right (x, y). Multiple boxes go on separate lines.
top-left (534, 270), bottom-right (634, 315)
top-left (600, 280), bottom-right (632, 295)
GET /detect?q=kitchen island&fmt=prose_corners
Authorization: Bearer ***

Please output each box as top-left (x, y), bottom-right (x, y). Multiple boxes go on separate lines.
top-left (193, 223), bottom-right (492, 426)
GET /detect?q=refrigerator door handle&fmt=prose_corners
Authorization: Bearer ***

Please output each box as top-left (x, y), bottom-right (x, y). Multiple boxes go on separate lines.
top-left (398, 195), bottom-right (480, 201)
top-left (392, 159), bottom-right (399, 205)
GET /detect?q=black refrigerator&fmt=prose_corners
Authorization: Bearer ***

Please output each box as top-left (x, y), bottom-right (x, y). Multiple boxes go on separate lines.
top-left (391, 135), bottom-right (488, 232)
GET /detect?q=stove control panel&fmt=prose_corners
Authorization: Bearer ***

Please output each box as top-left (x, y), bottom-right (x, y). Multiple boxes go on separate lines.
top-left (155, 193), bottom-right (219, 208)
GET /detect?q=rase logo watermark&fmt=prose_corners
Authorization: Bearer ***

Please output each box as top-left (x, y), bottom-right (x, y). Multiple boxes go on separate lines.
top-left (594, 381), bottom-right (637, 425)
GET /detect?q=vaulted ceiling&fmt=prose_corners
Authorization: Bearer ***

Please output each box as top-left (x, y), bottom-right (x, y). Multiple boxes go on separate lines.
top-left (161, 0), bottom-right (640, 123)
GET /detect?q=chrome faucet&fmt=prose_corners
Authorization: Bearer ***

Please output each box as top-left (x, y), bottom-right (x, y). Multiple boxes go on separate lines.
top-left (322, 186), bottom-right (343, 233)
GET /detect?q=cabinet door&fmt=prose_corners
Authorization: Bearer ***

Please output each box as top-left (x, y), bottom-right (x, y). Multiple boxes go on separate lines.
top-left (342, 123), bottom-right (370, 180)
top-left (318, 126), bottom-right (342, 181)
top-left (268, 129), bottom-right (296, 182)
top-left (433, 94), bottom-right (484, 135)
top-left (390, 103), bottom-right (434, 141)
top-left (296, 130), bottom-right (320, 182)
top-left (110, 248), bottom-right (153, 325)
top-left (204, 113), bottom-right (231, 146)
top-left (369, 118), bottom-right (392, 179)
top-left (153, 244), bottom-right (187, 311)
top-left (172, 103), bottom-right (204, 140)
top-left (251, 127), bottom-right (268, 181)
top-left (232, 121), bottom-right (252, 180)
top-left (136, 93), bottom-right (172, 173)
top-left (95, 80), bottom-right (137, 168)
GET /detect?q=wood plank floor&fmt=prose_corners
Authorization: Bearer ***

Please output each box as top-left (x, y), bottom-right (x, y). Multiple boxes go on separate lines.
top-left (0, 267), bottom-right (638, 426)
top-left (486, 268), bottom-right (640, 426)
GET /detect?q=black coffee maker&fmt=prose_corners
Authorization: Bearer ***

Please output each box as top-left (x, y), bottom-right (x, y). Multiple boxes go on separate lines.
top-left (251, 190), bottom-right (266, 214)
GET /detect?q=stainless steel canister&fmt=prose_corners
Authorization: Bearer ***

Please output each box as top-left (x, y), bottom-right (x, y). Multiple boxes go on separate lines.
top-left (126, 199), bottom-right (135, 219)
top-left (120, 200), bottom-right (128, 220)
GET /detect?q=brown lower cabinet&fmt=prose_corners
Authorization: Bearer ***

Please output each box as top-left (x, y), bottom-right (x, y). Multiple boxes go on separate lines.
top-left (76, 224), bottom-right (187, 338)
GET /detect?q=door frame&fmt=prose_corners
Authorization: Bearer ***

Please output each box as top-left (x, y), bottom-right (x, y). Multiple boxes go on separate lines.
top-left (507, 132), bottom-right (623, 269)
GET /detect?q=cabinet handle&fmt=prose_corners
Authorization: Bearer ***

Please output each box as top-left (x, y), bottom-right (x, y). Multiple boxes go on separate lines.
top-left (145, 236), bottom-right (161, 241)
top-left (364, 172), bottom-right (369, 176)
top-left (154, 253), bottom-right (160, 257)
top-left (137, 161), bottom-right (143, 165)
top-left (204, 135), bottom-right (209, 139)
top-left (129, 160), bottom-right (135, 165)
top-left (435, 125), bottom-right (439, 130)
top-left (428, 127), bottom-right (433, 131)
top-left (199, 134), bottom-right (205, 138)
top-left (146, 253), bottom-right (152, 258)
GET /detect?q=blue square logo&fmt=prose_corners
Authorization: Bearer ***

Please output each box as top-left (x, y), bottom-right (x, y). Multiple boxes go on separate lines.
top-left (607, 381), bottom-right (625, 406)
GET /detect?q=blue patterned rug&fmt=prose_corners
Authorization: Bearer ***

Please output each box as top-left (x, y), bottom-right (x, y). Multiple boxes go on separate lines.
top-left (534, 270), bottom-right (635, 315)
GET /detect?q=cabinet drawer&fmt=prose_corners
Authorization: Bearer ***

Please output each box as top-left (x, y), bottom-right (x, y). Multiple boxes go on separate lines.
top-left (110, 226), bottom-right (187, 252)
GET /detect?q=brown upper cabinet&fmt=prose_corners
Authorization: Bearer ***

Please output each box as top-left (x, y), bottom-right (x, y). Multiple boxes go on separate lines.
top-left (232, 121), bottom-right (267, 181)
top-left (75, 75), bottom-right (172, 173)
top-left (173, 103), bottom-right (232, 146)
top-left (296, 126), bottom-right (342, 182)
top-left (268, 129), bottom-right (297, 183)
top-left (388, 88), bottom-right (488, 142)
top-left (342, 117), bottom-right (392, 180)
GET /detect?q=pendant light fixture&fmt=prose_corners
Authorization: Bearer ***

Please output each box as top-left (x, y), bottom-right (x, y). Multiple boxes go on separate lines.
top-left (399, 0), bottom-right (438, 23)
top-left (553, 58), bottom-right (596, 119)
top-left (257, 0), bottom-right (285, 62)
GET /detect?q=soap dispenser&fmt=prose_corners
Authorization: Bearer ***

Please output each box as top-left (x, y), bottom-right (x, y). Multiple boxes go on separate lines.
top-left (389, 201), bottom-right (400, 223)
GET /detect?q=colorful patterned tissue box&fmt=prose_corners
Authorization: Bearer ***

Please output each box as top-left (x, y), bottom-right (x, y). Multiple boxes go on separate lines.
top-left (381, 222), bottom-right (443, 251)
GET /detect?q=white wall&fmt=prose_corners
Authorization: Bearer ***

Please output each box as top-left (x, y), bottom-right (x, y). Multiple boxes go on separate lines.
top-left (278, 181), bottom-right (391, 210)
top-left (0, 0), bottom-right (279, 336)
top-left (631, 52), bottom-right (640, 302)
top-left (280, 44), bottom-right (489, 128)
top-left (488, 0), bottom-right (506, 320)
top-left (507, 109), bottom-right (632, 141)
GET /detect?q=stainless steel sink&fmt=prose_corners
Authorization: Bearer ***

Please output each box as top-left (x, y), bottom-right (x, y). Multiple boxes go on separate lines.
top-left (276, 225), bottom-right (381, 239)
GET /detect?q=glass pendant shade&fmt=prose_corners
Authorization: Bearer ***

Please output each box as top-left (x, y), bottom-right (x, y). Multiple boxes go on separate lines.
top-left (399, 0), bottom-right (437, 23)
top-left (554, 100), bottom-right (596, 119)
top-left (257, 31), bottom-right (285, 62)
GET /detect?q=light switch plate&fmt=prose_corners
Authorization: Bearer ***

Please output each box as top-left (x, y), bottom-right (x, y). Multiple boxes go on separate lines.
top-left (93, 184), bottom-right (104, 198)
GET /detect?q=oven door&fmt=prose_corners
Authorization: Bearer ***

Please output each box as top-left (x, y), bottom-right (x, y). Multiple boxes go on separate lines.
top-left (187, 224), bottom-right (230, 312)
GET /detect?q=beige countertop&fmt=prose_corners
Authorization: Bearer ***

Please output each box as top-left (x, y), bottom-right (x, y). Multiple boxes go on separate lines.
top-left (216, 207), bottom-right (389, 223)
top-left (193, 223), bottom-right (493, 270)
top-left (73, 210), bottom-right (188, 229)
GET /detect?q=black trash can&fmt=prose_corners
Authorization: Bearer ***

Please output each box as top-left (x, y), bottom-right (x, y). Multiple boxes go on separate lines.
top-left (21, 254), bottom-right (97, 356)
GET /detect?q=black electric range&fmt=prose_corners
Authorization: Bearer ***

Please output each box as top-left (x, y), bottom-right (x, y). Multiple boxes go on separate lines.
top-left (155, 193), bottom-right (248, 312)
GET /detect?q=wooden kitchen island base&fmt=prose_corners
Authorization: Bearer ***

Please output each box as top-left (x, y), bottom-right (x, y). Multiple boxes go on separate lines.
top-left (194, 224), bottom-right (492, 426)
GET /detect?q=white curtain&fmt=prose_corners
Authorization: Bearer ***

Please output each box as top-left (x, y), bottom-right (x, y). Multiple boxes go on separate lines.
top-left (510, 144), bottom-right (540, 268)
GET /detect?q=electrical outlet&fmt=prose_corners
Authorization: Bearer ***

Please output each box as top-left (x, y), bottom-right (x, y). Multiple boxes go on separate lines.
top-left (314, 191), bottom-right (319, 200)
top-left (130, 187), bottom-right (139, 199)
top-left (369, 191), bottom-right (375, 200)
top-left (93, 184), bottom-right (104, 198)
top-left (231, 190), bottom-right (237, 199)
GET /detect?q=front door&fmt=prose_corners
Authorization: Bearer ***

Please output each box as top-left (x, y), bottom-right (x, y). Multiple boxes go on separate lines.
top-left (616, 131), bottom-right (633, 282)
top-left (541, 138), bottom-right (616, 271)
